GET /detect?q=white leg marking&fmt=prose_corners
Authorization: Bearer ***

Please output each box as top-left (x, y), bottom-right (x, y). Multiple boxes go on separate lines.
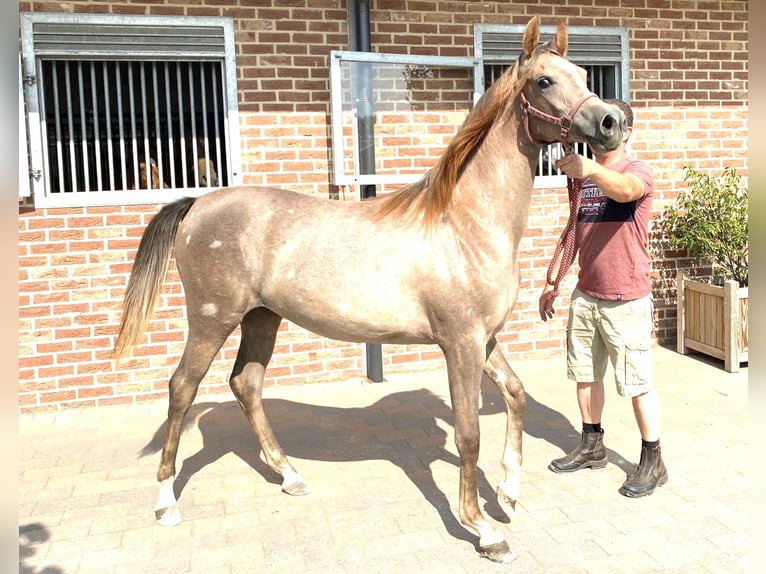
top-left (155, 477), bottom-right (182, 526)
top-left (280, 467), bottom-right (312, 496)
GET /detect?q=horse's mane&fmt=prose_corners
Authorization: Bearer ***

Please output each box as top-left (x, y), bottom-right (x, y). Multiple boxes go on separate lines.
top-left (373, 60), bottom-right (527, 229)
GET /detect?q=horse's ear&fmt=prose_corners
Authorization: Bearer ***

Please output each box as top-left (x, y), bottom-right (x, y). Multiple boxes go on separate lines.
top-left (554, 20), bottom-right (568, 57)
top-left (522, 16), bottom-right (540, 58)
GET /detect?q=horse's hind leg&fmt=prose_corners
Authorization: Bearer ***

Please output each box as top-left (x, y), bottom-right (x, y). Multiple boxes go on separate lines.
top-left (229, 308), bottom-right (311, 496)
top-left (155, 323), bottom-right (234, 526)
top-left (483, 339), bottom-right (526, 521)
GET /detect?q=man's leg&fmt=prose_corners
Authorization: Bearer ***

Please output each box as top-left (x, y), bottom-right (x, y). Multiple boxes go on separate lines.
top-left (619, 388), bottom-right (667, 497)
top-left (549, 381), bottom-right (608, 473)
top-left (577, 380), bottom-right (605, 425)
top-left (550, 290), bottom-right (610, 474)
top-left (596, 293), bottom-right (667, 497)
top-left (631, 388), bottom-right (660, 441)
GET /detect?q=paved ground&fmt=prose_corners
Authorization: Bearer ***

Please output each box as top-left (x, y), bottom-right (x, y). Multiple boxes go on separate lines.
top-left (19, 345), bottom-right (747, 573)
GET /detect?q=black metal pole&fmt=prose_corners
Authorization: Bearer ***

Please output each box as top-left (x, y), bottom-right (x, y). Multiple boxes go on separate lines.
top-left (350, 0), bottom-right (383, 382)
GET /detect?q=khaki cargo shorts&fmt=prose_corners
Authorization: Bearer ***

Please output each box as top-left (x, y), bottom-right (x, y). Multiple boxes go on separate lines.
top-left (566, 288), bottom-right (654, 397)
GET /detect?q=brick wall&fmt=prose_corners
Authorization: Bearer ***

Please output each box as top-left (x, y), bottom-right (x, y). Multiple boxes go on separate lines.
top-left (18, 0), bottom-right (748, 411)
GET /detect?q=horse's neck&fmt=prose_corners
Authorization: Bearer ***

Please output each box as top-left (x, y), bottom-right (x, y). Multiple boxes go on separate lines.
top-left (451, 107), bottom-right (539, 241)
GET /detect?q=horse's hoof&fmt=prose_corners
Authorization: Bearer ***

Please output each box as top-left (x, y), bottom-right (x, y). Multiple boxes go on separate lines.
top-left (496, 486), bottom-right (517, 521)
top-left (479, 540), bottom-right (517, 564)
top-left (282, 477), bottom-right (312, 496)
top-left (155, 504), bottom-right (182, 526)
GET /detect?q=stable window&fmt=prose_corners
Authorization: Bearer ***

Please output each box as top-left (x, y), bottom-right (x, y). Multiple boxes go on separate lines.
top-left (474, 24), bottom-right (629, 188)
top-left (20, 13), bottom-right (242, 207)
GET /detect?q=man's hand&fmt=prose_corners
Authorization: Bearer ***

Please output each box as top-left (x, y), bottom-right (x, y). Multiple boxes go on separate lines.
top-left (539, 284), bottom-right (558, 322)
top-left (554, 154), bottom-right (598, 180)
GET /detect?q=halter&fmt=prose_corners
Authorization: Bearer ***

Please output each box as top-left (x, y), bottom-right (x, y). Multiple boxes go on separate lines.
top-left (519, 90), bottom-right (598, 149)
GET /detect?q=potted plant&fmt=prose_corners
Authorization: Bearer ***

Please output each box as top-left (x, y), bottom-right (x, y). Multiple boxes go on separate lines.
top-left (664, 166), bottom-right (748, 372)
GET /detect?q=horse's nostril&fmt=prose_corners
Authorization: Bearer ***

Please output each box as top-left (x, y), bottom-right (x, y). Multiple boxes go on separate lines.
top-left (600, 113), bottom-right (625, 137)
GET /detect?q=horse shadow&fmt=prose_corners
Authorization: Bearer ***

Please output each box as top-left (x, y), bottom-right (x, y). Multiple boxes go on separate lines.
top-left (142, 382), bottom-right (506, 548)
top-left (140, 375), bottom-right (631, 548)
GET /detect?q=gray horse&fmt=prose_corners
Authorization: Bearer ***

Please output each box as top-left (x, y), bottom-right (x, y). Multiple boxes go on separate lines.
top-left (114, 17), bottom-right (625, 563)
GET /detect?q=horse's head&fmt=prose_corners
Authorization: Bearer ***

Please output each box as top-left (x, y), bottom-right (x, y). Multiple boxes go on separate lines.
top-left (517, 17), bottom-right (626, 154)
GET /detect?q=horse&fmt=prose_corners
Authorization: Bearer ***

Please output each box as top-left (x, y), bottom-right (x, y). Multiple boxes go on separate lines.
top-left (113, 17), bottom-right (625, 563)
top-left (137, 158), bottom-right (169, 190)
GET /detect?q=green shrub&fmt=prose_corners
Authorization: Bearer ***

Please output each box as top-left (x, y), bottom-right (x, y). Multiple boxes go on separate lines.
top-left (664, 166), bottom-right (748, 287)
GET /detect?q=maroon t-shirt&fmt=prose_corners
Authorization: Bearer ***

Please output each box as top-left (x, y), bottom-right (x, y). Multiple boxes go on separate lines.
top-left (575, 158), bottom-right (654, 301)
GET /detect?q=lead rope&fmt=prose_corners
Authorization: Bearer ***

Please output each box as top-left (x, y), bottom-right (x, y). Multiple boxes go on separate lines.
top-left (544, 147), bottom-right (582, 299)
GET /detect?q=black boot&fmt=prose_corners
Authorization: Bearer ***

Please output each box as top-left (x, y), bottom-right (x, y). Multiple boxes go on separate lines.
top-left (549, 430), bottom-right (607, 473)
top-left (619, 443), bottom-right (668, 498)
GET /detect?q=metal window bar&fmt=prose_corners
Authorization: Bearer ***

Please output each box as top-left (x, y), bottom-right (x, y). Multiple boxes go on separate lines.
top-left (77, 62), bottom-right (89, 191)
top-left (200, 65), bottom-right (209, 188)
top-left (211, 65), bottom-right (222, 189)
top-left (116, 64), bottom-right (127, 190)
top-left (188, 64), bottom-right (199, 189)
top-left (89, 63), bottom-right (103, 191)
top-left (164, 64), bottom-right (175, 189)
top-left (64, 62), bottom-right (78, 192)
top-left (152, 63), bottom-right (162, 190)
top-left (51, 64), bottom-right (64, 193)
top-left (38, 59), bottom-right (228, 195)
top-left (102, 64), bottom-right (115, 190)
top-left (140, 63), bottom-right (150, 190)
top-left (177, 63), bottom-right (188, 189)
top-left (128, 64), bottom-right (139, 190)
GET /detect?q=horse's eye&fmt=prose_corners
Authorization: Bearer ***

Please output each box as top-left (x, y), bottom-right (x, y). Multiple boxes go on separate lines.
top-left (537, 77), bottom-right (552, 89)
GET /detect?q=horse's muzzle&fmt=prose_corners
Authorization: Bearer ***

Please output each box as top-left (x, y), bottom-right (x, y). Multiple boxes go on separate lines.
top-left (601, 108), bottom-right (626, 142)
top-left (589, 108), bottom-right (626, 153)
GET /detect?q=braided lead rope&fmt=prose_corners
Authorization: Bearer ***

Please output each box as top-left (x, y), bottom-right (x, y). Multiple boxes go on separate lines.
top-left (545, 150), bottom-right (582, 298)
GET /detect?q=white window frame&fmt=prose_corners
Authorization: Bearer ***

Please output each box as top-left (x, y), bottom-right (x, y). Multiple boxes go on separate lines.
top-left (19, 55), bottom-right (31, 198)
top-left (19, 12), bottom-right (242, 207)
top-left (474, 23), bottom-right (629, 189)
top-left (329, 50), bottom-right (482, 188)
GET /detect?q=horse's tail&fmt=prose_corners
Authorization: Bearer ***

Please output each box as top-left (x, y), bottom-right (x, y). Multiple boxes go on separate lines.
top-left (113, 197), bottom-right (196, 360)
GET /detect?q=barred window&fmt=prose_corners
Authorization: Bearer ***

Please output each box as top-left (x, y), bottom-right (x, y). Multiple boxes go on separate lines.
top-left (20, 13), bottom-right (242, 207)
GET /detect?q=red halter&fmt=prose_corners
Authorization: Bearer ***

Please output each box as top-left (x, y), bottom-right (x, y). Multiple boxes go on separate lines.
top-left (519, 91), bottom-right (598, 149)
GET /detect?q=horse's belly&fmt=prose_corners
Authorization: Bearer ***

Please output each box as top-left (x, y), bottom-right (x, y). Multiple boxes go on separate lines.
top-left (267, 296), bottom-right (435, 345)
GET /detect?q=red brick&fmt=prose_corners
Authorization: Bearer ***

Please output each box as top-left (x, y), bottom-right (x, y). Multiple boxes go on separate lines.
top-left (77, 386), bottom-right (114, 399)
top-left (57, 375), bottom-right (95, 389)
top-left (39, 390), bottom-right (76, 403)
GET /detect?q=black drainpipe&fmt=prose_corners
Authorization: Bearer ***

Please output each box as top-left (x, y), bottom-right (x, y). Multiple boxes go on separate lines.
top-left (350, 0), bottom-right (376, 199)
top-left (348, 0), bottom-right (384, 382)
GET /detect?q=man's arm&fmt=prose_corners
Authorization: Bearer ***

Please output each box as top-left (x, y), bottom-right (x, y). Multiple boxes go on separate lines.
top-left (555, 154), bottom-right (645, 203)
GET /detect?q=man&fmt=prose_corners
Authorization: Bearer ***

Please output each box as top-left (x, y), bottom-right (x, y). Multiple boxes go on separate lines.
top-left (539, 99), bottom-right (667, 497)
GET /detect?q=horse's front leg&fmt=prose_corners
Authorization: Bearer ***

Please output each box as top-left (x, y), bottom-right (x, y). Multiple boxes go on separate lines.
top-left (444, 341), bottom-right (516, 564)
top-left (484, 339), bottom-right (526, 522)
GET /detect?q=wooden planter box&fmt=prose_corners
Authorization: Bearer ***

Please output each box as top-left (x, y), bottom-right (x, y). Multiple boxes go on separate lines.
top-left (676, 271), bottom-right (748, 372)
